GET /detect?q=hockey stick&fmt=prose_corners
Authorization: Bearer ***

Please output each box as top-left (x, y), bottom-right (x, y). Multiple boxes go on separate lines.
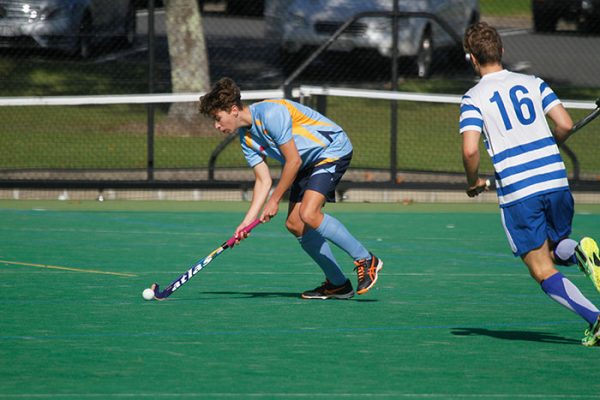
top-left (149, 219), bottom-right (262, 300)
top-left (571, 97), bottom-right (600, 134)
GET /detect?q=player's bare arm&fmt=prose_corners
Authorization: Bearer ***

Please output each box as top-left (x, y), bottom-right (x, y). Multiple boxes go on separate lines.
top-left (235, 161), bottom-right (272, 242)
top-left (462, 130), bottom-right (488, 196)
top-left (547, 104), bottom-right (574, 143)
top-left (260, 139), bottom-right (302, 222)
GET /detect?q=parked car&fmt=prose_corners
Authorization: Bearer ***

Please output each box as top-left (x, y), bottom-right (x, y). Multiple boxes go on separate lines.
top-left (532, 0), bottom-right (600, 33)
top-left (0, 0), bottom-right (137, 58)
top-left (272, 0), bottom-right (479, 78)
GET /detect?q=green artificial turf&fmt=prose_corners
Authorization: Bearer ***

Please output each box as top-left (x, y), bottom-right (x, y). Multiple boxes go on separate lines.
top-left (1, 201), bottom-right (600, 398)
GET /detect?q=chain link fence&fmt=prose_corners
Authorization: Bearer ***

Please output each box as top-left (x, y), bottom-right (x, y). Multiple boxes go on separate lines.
top-left (1, 0), bottom-right (599, 198)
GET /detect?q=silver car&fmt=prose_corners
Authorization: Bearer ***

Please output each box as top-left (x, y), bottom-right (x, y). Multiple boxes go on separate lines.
top-left (273, 0), bottom-right (479, 78)
top-left (0, 0), bottom-right (136, 58)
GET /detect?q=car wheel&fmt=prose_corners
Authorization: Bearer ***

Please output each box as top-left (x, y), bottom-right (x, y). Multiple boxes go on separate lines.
top-left (415, 30), bottom-right (433, 79)
top-left (77, 13), bottom-right (93, 58)
top-left (532, 6), bottom-right (557, 32)
top-left (578, 15), bottom-right (600, 33)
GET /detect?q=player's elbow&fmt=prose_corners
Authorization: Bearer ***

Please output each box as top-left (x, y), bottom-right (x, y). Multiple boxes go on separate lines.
top-left (287, 155), bottom-right (302, 171)
top-left (256, 170), bottom-right (272, 188)
top-left (548, 105), bottom-right (573, 141)
top-left (253, 161), bottom-right (273, 187)
top-left (462, 146), bottom-right (479, 162)
top-left (554, 121), bottom-right (573, 141)
top-left (258, 174), bottom-right (272, 188)
top-left (559, 119), bottom-right (574, 132)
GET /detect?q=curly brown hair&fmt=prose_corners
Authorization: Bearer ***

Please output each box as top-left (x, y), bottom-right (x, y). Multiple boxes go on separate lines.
top-left (463, 22), bottom-right (503, 66)
top-left (198, 77), bottom-right (243, 117)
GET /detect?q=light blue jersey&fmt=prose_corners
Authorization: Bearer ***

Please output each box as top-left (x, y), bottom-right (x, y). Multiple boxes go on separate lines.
top-left (459, 70), bottom-right (567, 207)
top-left (239, 99), bottom-right (353, 169)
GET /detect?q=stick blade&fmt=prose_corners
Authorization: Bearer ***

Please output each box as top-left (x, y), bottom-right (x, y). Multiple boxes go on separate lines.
top-left (151, 283), bottom-right (168, 301)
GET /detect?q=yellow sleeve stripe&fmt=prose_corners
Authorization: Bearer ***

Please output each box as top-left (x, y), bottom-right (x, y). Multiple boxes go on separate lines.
top-left (315, 157), bottom-right (339, 167)
top-left (265, 99), bottom-right (333, 127)
top-left (265, 99), bottom-right (328, 147)
top-left (244, 130), bottom-right (253, 147)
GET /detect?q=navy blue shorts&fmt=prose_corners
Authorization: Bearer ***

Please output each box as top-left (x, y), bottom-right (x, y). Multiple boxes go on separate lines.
top-left (289, 152), bottom-right (352, 203)
top-left (500, 189), bottom-right (574, 256)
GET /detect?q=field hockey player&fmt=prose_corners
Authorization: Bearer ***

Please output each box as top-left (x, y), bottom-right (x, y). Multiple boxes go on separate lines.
top-left (460, 22), bottom-right (600, 346)
top-left (199, 77), bottom-right (383, 299)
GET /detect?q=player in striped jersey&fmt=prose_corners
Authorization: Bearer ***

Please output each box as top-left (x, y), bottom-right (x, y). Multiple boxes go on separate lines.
top-left (460, 22), bottom-right (600, 346)
top-left (199, 77), bottom-right (382, 299)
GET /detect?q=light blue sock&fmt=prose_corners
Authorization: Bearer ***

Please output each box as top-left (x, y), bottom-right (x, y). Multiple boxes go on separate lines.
top-left (554, 238), bottom-right (578, 266)
top-left (298, 229), bottom-right (347, 286)
top-left (315, 214), bottom-right (370, 261)
top-left (541, 272), bottom-right (600, 325)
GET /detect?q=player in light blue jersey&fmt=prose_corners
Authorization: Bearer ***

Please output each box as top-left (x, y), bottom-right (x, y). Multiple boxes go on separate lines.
top-left (460, 22), bottom-right (600, 346)
top-left (199, 77), bottom-right (383, 299)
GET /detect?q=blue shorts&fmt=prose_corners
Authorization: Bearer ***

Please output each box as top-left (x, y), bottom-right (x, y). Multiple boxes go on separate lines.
top-left (500, 189), bottom-right (574, 256)
top-left (289, 152), bottom-right (352, 203)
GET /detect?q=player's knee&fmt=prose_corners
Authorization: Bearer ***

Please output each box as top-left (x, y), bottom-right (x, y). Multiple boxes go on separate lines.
top-left (526, 263), bottom-right (558, 283)
top-left (298, 208), bottom-right (320, 229)
top-left (285, 218), bottom-right (303, 236)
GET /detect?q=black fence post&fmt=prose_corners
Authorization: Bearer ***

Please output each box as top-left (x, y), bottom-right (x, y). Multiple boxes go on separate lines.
top-left (208, 134), bottom-right (238, 181)
top-left (315, 95), bottom-right (327, 116)
top-left (146, 0), bottom-right (155, 181)
top-left (390, 0), bottom-right (399, 183)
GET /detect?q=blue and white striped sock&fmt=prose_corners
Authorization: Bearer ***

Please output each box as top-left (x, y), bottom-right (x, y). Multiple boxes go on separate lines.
top-left (298, 229), bottom-right (347, 286)
top-left (315, 214), bottom-right (370, 261)
top-left (541, 272), bottom-right (600, 325)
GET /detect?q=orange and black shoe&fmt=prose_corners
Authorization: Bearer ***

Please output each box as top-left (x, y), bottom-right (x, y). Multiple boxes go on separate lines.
top-left (301, 279), bottom-right (354, 300)
top-left (354, 253), bottom-right (383, 295)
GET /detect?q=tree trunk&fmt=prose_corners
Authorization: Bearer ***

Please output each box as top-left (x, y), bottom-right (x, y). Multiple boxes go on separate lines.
top-left (164, 0), bottom-right (210, 123)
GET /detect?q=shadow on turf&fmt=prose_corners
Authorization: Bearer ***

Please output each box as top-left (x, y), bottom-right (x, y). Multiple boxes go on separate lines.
top-left (451, 328), bottom-right (580, 345)
top-left (199, 291), bottom-right (378, 302)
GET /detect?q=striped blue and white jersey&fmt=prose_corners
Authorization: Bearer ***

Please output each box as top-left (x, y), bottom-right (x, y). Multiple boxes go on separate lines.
top-left (459, 69), bottom-right (567, 207)
top-left (239, 99), bottom-right (353, 169)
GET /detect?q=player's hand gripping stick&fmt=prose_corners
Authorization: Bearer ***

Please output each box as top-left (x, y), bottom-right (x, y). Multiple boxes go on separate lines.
top-left (467, 178), bottom-right (491, 197)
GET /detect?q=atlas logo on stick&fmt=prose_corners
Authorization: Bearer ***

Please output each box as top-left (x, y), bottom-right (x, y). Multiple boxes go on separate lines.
top-left (141, 219), bottom-right (262, 301)
top-left (169, 255), bottom-right (217, 292)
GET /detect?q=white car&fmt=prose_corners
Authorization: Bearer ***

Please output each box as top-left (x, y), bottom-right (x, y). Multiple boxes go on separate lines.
top-left (272, 0), bottom-right (479, 78)
top-left (0, 0), bottom-right (136, 58)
